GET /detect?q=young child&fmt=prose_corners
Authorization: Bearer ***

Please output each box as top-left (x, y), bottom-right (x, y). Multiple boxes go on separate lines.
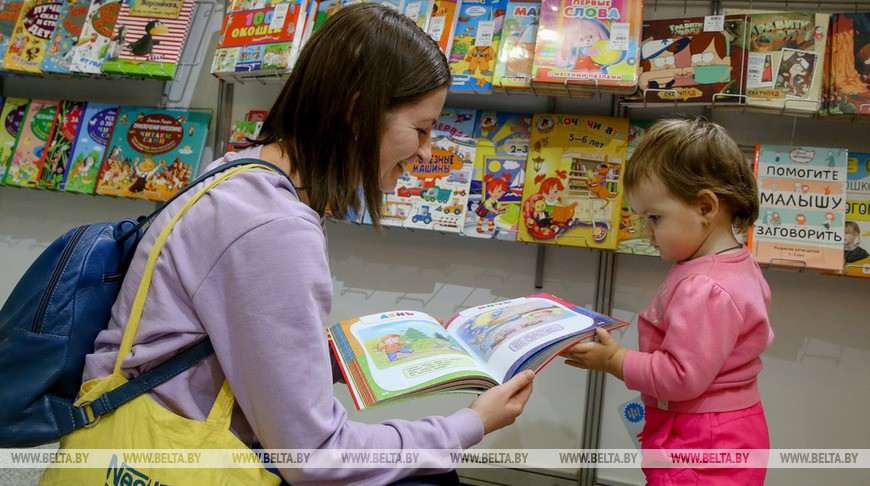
top-left (562, 118), bottom-right (774, 485)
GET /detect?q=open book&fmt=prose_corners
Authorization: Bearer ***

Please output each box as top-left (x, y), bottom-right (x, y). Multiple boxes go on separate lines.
top-left (327, 293), bottom-right (629, 410)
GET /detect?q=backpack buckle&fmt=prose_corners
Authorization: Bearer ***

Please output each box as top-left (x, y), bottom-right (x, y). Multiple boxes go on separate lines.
top-left (79, 401), bottom-right (100, 428)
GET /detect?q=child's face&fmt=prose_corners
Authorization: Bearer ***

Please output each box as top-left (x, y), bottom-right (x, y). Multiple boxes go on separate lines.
top-left (845, 229), bottom-right (859, 248)
top-left (627, 176), bottom-right (708, 262)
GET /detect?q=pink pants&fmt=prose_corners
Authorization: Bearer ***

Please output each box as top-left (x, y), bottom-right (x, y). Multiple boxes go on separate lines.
top-left (641, 402), bottom-right (769, 485)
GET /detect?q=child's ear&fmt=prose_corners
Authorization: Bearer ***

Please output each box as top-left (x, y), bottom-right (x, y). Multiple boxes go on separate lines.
top-left (696, 189), bottom-right (719, 219)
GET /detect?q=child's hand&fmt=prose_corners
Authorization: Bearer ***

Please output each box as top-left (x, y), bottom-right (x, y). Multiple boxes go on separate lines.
top-left (560, 328), bottom-right (626, 380)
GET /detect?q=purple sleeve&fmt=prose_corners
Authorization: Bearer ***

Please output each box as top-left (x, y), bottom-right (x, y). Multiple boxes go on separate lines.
top-left (622, 276), bottom-right (742, 402)
top-left (191, 216), bottom-right (483, 485)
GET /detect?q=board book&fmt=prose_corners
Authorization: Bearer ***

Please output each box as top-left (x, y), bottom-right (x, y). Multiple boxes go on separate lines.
top-left (2, 99), bottom-right (57, 188)
top-left (95, 106), bottom-right (210, 201)
top-left (517, 113), bottom-right (628, 249)
top-left (101, 0), bottom-right (196, 80)
top-left (843, 152), bottom-right (870, 277)
top-left (749, 144), bottom-right (848, 271)
top-left (328, 293), bottom-right (629, 410)
top-left (63, 102), bottom-right (117, 194)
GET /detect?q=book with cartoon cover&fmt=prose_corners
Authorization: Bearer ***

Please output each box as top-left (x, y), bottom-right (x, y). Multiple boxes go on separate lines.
top-left (1, 0), bottom-right (63, 74)
top-left (39, 0), bottom-right (89, 75)
top-left (101, 0), bottom-right (195, 80)
top-left (748, 144), bottom-right (848, 271)
top-left (0, 97), bottom-right (29, 183)
top-left (843, 152), bottom-right (870, 277)
top-left (491, 0), bottom-right (540, 93)
top-left (615, 120), bottom-right (658, 256)
top-left (447, 0), bottom-right (509, 94)
top-left (95, 106), bottom-right (210, 201)
top-left (2, 99), bottom-right (57, 188)
top-left (0, 1), bottom-right (26, 72)
top-left (63, 102), bottom-right (117, 194)
top-left (69, 0), bottom-right (121, 75)
top-left (517, 113), bottom-right (628, 249)
top-left (822, 13), bottom-right (870, 116)
top-left (37, 100), bottom-right (85, 190)
top-left (328, 293), bottom-right (628, 410)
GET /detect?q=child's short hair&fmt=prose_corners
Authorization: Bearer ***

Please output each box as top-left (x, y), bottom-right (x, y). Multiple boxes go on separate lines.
top-left (625, 118), bottom-right (759, 232)
top-left (845, 221), bottom-right (860, 235)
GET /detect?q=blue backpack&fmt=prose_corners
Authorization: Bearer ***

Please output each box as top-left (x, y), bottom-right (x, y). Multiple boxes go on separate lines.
top-left (0, 159), bottom-right (285, 447)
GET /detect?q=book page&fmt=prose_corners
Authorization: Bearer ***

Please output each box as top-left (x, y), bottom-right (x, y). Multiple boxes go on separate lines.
top-left (444, 294), bottom-right (616, 382)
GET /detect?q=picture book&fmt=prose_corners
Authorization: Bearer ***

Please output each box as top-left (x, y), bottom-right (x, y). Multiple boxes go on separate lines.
top-left (95, 106), bottom-right (210, 201)
top-left (447, 0), bottom-right (509, 94)
top-left (63, 102), bottom-right (118, 194)
top-left (748, 144), bottom-right (848, 271)
top-left (69, 0), bottom-right (122, 75)
top-left (0, 97), bottom-right (29, 183)
top-left (101, 0), bottom-right (196, 80)
top-left (379, 135), bottom-right (475, 233)
top-left (39, 0), bottom-right (89, 75)
top-left (615, 120), bottom-right (657, 256)
top-left (735, 11), bottom-right (828, 113)
top-left (327, 293), bottom-right (629, 410)
top-left (427, 0), bottom-right (459, 57)
top-left (1, 0), bottom-right (63, 73)
top-left (2, 99), bottom-right (57, 188)
top-left (37, 100), bottom-right (85, 190)
top-left (626, 14), bottom-right (751, 104)
top-left (843, 152), bottom-right (870, 277)
top-left (211, 0), bottom-right (306, 80)
top-left (0, 1), bottom-right (26, 73)
top-left (401, 0), bottom-right (434, 32)
top-left (491, 0), bottom-right (540, 93)
top-left (462, 111), bottom-right (532, 240)
top-left (434, 107), bottom-right (477, 138)
top-left (517, 113), bottom-right (629, 249)
top-left (531, 0), bottom-right (643, 93)
top-left (822, 13), bottom-right (870, 116)
top-left (228, 119), bottom-right (263, 150)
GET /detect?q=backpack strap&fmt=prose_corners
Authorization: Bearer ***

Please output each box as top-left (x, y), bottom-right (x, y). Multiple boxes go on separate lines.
top-left (74, 162), bottom-right (284, 429)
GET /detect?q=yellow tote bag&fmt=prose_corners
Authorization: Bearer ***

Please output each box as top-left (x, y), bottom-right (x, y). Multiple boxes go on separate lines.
top-left (40, 165), bottom-right (283, 485)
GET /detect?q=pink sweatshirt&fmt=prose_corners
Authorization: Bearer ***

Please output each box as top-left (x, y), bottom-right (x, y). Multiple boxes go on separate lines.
top-left (622, 248), bottom-right (774, 413)
top-left (83, 147), bottom-right (484, 485)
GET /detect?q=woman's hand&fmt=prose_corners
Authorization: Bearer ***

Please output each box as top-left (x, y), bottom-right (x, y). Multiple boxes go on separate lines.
top-left (469, 370), bottom-right (535, 434)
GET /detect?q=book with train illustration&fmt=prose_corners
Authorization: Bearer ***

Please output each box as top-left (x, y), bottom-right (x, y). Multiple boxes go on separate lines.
top-left (328, 293), bottom-right (628, 410)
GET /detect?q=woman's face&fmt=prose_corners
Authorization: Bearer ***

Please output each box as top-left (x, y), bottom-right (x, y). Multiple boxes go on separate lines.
top-left (378, 87), bottom-right (448, 192)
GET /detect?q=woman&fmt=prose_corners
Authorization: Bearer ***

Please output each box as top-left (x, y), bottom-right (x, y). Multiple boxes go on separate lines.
top-left (79, 4), bottom-right (534, 485)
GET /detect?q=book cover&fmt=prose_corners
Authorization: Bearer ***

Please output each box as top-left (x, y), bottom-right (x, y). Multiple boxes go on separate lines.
top-left (211, 0), bottom-right (304, 79)
top-left (615, 120), bottom-right (658, 256)
top-left (517, 113), bottom-right (628, 249)
top-left (738, 11), bottom-right (828, 113)
top-left (69, 0), bottom-right (121, 75)
top-left (434, 107), bottom-right (477, 138)
top-left (491, 0), bottom-right (540, 92)
top-left (462, 111), bottom-right (531, 240)
top-left (327, 293), bottom-right (628, 410)
top-left (228, 119), bottom-right (262, 150)
top-left (2, 99), bottom-right (57, 188)
top-left (0, 97), bottom-right (29, 183)
top-left (1, 0), bottom-right (63, 74)
top-left (447, 0), bottom-right (509, 94)
top-left (63, 102), bottom-right (117, 194)
top-left (401, 0), bottom-right (434, 32)
top-left (380, 135), bottom-right (475, 233)
top-left (843, 152), bottom-right (870, 277)
top-left (749, 144), bottom-right (848, 271)
top-left (37, 100), bottom-right (85, 190)
top-left (428, 0), bottom-right (459, 57)
top-left (0, 1), bottom-right (26, 72)
top-left (628, 14), bottom-right (750, 104)
top-left (531, 0), bottom-right (642, 91)
top-left (95, 106), bottom-right (210, 201)
top-left (101, 0), bottom-right (195, 80)
top-left (823, 13), bottom-right (870, 116)
top-left (39, 0), bottom-right (89, 75)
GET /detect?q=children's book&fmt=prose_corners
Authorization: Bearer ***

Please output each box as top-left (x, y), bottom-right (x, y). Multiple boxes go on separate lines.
top-left (69, 0), bottom-right (122, 75)
top-left (462, 111), bottom-right (531, 240)
top-left (731, 11), bottom-right (829, 113)
top-left (0, 97), bottom-right (29, 183)
top-left (101, 0), bottom-right (195, 80)
top-left (748, 144), bottom-right (848, 271)
top-left (211, 0), bottom-right (306, 80)
top-left (491, 0), bottom-right (540, 93)
top-left (1, 0), bottom-right (63, 73)
top-left (95, 106), bottom-right (210, 201)
top-left (0, 1), bottom-right (26, 73)
top-left (843, 152), bottom-right (870, 277)
top-left (517, 113), bottom-right (628, 249)
top-left (615, 120), bottom-right (657, 256)
top-left (434, 107), bottom-right (477, 138)
top-left (822, 13), bottom-right (870, 116)
top-left (39, 0), bottom-right (90, 75)
top-left (401, 0), bottom-right (434, 32)
top-left (626, 14), bottom-right (750, 104)
top-left (327, 293), bottom-right (629, 410)
top-left (447, 0), bottom-right (509, 94)
top-left (63, 102), bottom-right (118, 194)
top-left (427, 0), bottom-right (459, 57)
top-left (37, 100), bottom-right (85, 190)
top-left (2, 99), bottom-right (57, 188)
top-left (531, 0), bottom-right (642, 94)
top-left (228, 119), bottom-right (263, 150)
top-left (380, 135), bottom-right (475, 233)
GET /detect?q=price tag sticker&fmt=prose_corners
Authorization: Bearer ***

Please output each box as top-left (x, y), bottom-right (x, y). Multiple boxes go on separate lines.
top-left (704, 15), bottom-right (725, 32)
top-left (427, 15), bottom-right (446, 41)
top-left (608, 22), bottom-right (629, 51)
top-left (270, 3), bottom-right (290, 30)
top-left (404, 2), bottom-right (421, 22)
top-left (476, 21), bottom-right (495, 47)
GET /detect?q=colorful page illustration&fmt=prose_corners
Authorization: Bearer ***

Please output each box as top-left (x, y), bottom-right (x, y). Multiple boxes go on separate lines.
top-left (64, 102), bottom-right (117, 194)
top-left (448, 0), bottom-right (509, 94)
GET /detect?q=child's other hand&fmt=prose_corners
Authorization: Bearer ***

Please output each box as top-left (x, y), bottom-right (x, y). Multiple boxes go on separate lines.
top-left (560, 328), bottom-right (626, 380)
